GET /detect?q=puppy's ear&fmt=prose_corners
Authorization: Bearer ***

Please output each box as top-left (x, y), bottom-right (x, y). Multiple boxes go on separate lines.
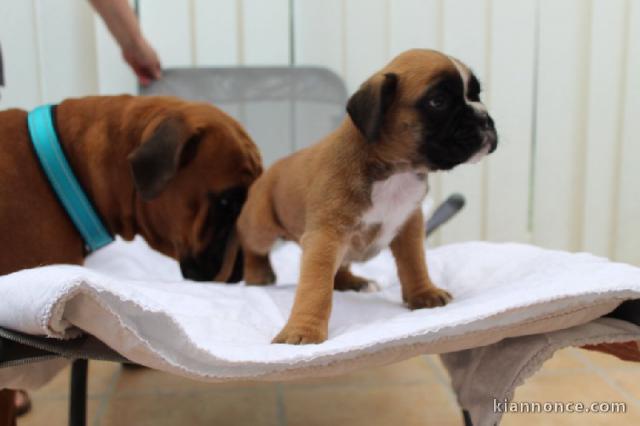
top-left (346, 72), bottom-right (398, 142)
top-left (128, 116), bottom-right (202, 200)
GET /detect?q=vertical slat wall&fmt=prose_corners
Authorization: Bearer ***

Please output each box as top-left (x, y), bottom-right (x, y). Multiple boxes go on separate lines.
top-left (242, 0), bottom-right (290, 65)
top-left (34, 0), bottom-right (99, 104)
top-left (0, 0), bottom-right (638, 263)
top-left (615, 0), bottom-right (640, 265)
top-left (138, 0), bottom-right (192, 67)
top-left (388, 0), bottom-right (441, 58)
top-left (344, 0), bottom-right (388, 92)
top-left (532, 0), bottom-right (591, 251)
top-left (293, 0), bottom-right (344, 76)
top-left (94, 11), bottom-right (137, 95)
top-left (485, 0), bottom-right (537, 244)
top-left (0, 0), bottom-right (41, 109)
top-left (193, 0), bottom-right (239, 66)
top-left (582, 0), bottom-right (629, 257)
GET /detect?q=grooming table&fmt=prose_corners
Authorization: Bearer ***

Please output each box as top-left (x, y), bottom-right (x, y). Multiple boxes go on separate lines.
top-left (3, 190), bottom-right (640, 426)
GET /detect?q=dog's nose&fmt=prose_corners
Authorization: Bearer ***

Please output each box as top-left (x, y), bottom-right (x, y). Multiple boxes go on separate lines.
top-left (486, 130), bottom-right (498, 153)
top-left (482, 115), bottom-right (495, 131)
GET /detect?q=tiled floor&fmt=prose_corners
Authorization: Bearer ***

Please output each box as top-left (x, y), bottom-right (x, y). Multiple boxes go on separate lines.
top-left (18, 348), bottom-right (640, 425)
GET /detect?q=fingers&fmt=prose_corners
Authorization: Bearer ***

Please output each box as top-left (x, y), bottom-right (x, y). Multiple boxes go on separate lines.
top-left (122, 39), bottom-right (162, 86)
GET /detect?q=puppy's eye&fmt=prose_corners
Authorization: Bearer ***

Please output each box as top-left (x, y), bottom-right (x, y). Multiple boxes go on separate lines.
top-left (428, 93), bottom-right (450, 110)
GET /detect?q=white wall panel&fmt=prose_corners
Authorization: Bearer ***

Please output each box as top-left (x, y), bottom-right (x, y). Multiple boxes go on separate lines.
top-left (485, 0), bottom-right (536, 243)
top-left (615, 0), bottom-right (640, 265)
top-left (438, 0), bottom-right (489, 244)
top-left (0, 0), bottom-right (41, 109)
top-left (293, 0), bottom-right (344, 75)
top-left (293, 0), bottom-right (346, 151)
top-left (582, 0), bottom-right (628, 257)
top-left (94, 13), bottom-right (137, 95)
top-left (344, 0), bottom-right (388, 93)
top-left (34, 0), bottom-right (99, 103)
top-left (389, 0), bottom-right (441, 56)
top-left (194, 0), bottom-right (239, 66)
top-left (139, 0), bottom-right (192, 67)
top-left (242, 0), bottom-right (290, 65)
top-left (532, 0), bottom-right (591, 251)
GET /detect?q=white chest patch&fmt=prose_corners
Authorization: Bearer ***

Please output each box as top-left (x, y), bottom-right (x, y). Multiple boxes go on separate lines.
top-left (361, 171), bottom-right (428, 249)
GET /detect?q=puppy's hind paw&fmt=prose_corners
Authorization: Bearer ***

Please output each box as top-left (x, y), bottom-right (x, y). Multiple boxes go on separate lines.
top-left (407, 287), bottom-right (452, 310)
top-left (334, 271), bottom-right (380, 293)
top-left (244, 266), bottom-right (276, 285)
top-left (359, 280), bottom-right (381, 293)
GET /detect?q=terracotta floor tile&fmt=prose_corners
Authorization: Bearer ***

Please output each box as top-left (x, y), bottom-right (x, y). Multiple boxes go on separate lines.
top-left (500, 370), bottom-right (640, 426)
top-left (424, 355), bottom-right (450, 377)
top-left (535, 348), bottom-right (588, 374)
top-left (285, 356), bottom-right (434, 388)
top-left (113, 367), bottom-right (272, 396)
top-left (607, 371), bottom-right (640, 401)
top-left (21, 350), bottom-right (640, 426)
top-left (19, 397), bottom-right (100, 426)
top-left (514, 371), bottom-right (625, 402)
top-left (282, 381), bottom-right (461, 426)
top-left (502, 409), bottom-right (639, 426)
top-left (578, 347), bottom-right (640, 371)
top-left (29, 361), bottom-right (120, 399)
top-left (101, 388), bottom-right (279, 426)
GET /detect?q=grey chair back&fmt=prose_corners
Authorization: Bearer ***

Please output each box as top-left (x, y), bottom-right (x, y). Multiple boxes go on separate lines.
top-left (141, 67), bottom-right (348, 166)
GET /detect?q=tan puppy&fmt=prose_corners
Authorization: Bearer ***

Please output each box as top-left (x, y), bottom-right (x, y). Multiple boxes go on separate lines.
top-left (238, 49), bottom-right (498, 344)
top-left (0, 95), bottom-right (261, 280)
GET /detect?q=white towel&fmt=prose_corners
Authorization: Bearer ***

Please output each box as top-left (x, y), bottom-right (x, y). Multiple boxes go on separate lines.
top-left (1, 237), bottom-right (639, 388)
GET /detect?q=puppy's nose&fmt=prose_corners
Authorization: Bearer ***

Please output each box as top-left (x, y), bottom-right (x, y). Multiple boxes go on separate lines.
top-left (482, 115), bottom-right (495, 131)
top-left (486, 130), bottom-right (498, 153)
top-left (488, 137), bottom-right (498, 153)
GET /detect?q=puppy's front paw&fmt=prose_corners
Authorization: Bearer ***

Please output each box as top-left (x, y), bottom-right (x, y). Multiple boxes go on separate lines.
top-left (407, 287), bottom-right (452, 310)
top-left (272, 323), bottom-right (327, 345)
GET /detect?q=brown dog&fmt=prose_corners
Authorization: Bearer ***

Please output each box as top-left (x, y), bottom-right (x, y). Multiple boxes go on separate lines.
top-left (238, 49), bottom-right (498, 344)
top-left (0, 95), bottom-right (261, 280)
top-left (0, 95), bottom-right (262, 424)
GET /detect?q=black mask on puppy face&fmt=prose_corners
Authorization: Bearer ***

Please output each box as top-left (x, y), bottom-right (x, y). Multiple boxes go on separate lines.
top-left (416, 65), bottom-right (497, 171)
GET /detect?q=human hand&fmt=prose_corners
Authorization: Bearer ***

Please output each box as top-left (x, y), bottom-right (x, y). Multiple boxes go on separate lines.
top-left (122, 37), bottom-right (161, 86)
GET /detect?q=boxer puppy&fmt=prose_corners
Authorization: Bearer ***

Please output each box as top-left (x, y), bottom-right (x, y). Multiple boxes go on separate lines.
top-left (0, 95), bottom-right (262, 281)
top-left (237, 49), bottom-right (497, 344)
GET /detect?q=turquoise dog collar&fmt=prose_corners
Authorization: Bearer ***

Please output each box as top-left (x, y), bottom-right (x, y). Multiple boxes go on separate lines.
top-left (27, 104), bottom-right (113, 252)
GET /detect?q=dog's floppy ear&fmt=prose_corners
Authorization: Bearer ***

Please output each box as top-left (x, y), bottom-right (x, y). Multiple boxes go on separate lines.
top-left (346, 72), bottom-right (398, 142)
top-left (128, 115), bottom-right (202, 200)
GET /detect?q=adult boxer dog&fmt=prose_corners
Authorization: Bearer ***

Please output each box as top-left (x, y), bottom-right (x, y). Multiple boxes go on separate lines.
top-left (238, 49), bottom-right (498, 344)
top-left (0, 95), bottom-right (261, 424)
top-left (0, 95), bottom-right (261, 281)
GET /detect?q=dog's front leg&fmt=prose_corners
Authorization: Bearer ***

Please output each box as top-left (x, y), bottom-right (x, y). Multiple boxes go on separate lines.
top-left (273, 228), bottom-right (346, 344)
top-left (390, 209), bottom-right (452, 309)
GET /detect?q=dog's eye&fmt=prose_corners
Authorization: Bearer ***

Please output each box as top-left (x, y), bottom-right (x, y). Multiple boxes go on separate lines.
top-left (428, 93), bottom-right (450, 110)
